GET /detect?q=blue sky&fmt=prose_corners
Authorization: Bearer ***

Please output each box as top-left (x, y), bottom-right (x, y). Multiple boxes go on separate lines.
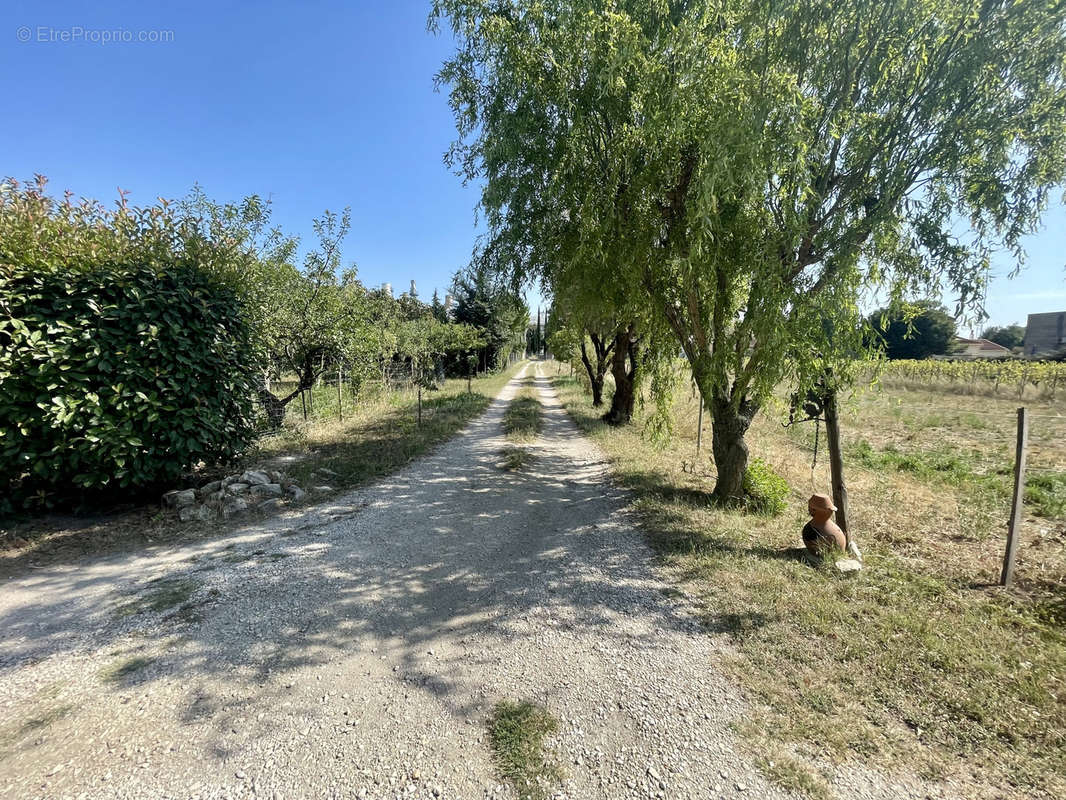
top-left (2, 0), bottom-right (1064, 328)
top-left (2, 0), bottom-right (486, 304)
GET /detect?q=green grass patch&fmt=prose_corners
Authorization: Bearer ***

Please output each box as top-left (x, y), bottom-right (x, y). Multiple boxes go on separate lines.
top-left (503, 384), bottom-right (542, 442)
top-left (849, 439), bottom-right (974, 481)
top-left (499, 446), bottom-right (533, 471)
top-left (113, 576), bottom-right (201, 618)
top-left (1027, 471), bottom-right (1066, 518)
top-left (552, 370), bottom-right (1066, 799)
top-left (100, 655), bottom-right (154, 685)
top-left (487, 700), bottom-right (562, 800)
top-left (850, 438), bottom-right (1066, 520)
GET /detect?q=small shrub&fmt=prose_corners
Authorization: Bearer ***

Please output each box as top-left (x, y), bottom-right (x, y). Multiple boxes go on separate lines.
top-left (743, 457), bottom-right (789, 515)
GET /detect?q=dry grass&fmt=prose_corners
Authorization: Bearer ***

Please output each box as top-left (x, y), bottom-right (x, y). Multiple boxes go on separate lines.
top-left (551, 363), bottom-right (1066, 800)
top-left (499, 446), bottom-right (534, 471)
top-left (255, 364), bottom-right (528, 492)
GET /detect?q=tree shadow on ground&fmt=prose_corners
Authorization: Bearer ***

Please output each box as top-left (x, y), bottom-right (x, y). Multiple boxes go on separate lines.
top-left (0, 373), bottom-right (720, 781)
top-left (0, 389), bottom-right (501, 579)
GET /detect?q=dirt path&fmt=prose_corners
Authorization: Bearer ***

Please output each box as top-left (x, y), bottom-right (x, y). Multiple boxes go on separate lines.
top-left (0, 364), bottom-right (925, 800)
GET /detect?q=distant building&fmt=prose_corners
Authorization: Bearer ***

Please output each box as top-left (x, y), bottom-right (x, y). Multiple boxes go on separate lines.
top-left (1023, 311), bottom-right (1066, 357)
top-left (953, 337), bottom-right (1012, 359)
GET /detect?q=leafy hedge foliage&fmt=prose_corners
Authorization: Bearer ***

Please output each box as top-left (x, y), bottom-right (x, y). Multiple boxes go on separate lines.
top-left (743, 457), bottom-right (790, 516)
top-left (0, 177), bottom-right (258, 509)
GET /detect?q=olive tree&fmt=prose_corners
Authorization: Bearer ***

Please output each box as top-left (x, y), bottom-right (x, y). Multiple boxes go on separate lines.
top-left (434, 0), bottom-right (1066, 501)
top-left (253, 209), bottom-right (374, 427)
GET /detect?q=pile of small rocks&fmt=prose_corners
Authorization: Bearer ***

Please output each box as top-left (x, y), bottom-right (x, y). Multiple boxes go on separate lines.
top-left (162, 468), bottom-right (338, 522)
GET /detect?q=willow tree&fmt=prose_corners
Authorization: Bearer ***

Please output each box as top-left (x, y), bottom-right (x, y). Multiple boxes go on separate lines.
top-left (436, 0), bottom-right (659, 424)
top-left (435, 0), bottom-right (1066, 501)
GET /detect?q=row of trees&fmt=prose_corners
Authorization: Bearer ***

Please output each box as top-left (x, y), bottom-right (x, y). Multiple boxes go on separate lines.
top-left (0, 176), bottom-right (525, 507)
top-left (179, 187), bottom-right (503, 428)
top-left (433, 0), bottom-right (1066, 503)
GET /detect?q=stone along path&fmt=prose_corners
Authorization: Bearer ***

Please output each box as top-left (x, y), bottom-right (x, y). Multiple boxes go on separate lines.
top-left (0, 364), bottom-right (923, 800)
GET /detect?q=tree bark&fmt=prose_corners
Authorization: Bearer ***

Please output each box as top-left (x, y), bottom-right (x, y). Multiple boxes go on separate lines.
top-left (579, 340), bottom-right (604, 406)
top-left (257, 386), bottom-right (287, 430)
top-left (603, 325), bottom-right (639, 425)
top-left (709, 392), bottom-right (759, 504)
top-left (580, 331), bottom-right (613, 407)
top-left (822, 388), bottom-right (850, 539)
top-left (257, 355), bottom-right (319, 430)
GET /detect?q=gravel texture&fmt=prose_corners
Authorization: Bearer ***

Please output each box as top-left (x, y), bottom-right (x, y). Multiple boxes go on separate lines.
top-left (0, 364), bottom-right (954, 800)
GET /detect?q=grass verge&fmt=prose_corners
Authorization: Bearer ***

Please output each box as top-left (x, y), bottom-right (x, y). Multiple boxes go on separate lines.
top-left (1, 363), bottom-right (527, 574)
top-left (552, 369), bottom-right (1066, 800)
top-left (487, 700), bottom-right (562, 800)
top-left (499, 377), bottom-right (543, 471)
top-left (254, 362), bottom-right (528, 493)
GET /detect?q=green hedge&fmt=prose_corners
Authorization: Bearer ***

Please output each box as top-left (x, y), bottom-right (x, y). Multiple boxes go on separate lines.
top-left (0, 179), bottom-right (258, 509)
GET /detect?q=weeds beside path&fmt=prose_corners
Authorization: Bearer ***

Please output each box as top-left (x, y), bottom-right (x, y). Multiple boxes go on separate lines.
top-left (551, 368), bottom-right (1066, 800)
top-left (0, 363), bottom-right (527, 574)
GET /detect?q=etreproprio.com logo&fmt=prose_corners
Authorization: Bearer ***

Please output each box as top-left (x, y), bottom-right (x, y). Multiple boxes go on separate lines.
top-left (16, 25), bottom-right (175, 44)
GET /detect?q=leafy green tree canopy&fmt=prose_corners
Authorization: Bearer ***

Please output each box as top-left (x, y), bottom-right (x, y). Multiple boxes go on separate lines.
top-left (433, 0), bottom-right (1066, 501)
top-left (980, 323), bottom-right (1026, 350)
top-left (868, 301), bottom-right (957, 360)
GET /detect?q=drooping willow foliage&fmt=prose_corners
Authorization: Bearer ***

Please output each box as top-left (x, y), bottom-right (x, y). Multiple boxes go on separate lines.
top-left (433, 0), bottom-right (1066, 499)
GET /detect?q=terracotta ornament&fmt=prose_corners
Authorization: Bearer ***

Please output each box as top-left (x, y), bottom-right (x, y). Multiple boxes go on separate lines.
top-left (802, 493), bottom-right (847, 556)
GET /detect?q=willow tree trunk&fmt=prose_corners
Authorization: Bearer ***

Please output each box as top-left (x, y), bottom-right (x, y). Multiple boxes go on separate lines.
top-left (580, 336), bottom-right (611, 407)
top-left (580, 343), bottom-right (605, 406)
top-left (603, 325), bottom-right (638, 425)
top-left (709, 393), bottom-right (759, 504)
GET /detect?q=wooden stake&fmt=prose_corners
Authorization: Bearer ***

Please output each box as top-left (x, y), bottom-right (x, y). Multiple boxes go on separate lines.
top-left (696, 392), bottom-right (704, 457)
top-left (417, 386), bottom-right (423, 427)
top-left (1001, 407), bottom-right (1030, 587)
top-left (337, 367), bottom-right (343, 422)
top-left (823, 389), bottom-right (850, 543)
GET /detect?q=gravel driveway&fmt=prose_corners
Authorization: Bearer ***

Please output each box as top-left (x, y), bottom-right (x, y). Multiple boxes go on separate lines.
top-left (0, 364), bottom-right (943, 800)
